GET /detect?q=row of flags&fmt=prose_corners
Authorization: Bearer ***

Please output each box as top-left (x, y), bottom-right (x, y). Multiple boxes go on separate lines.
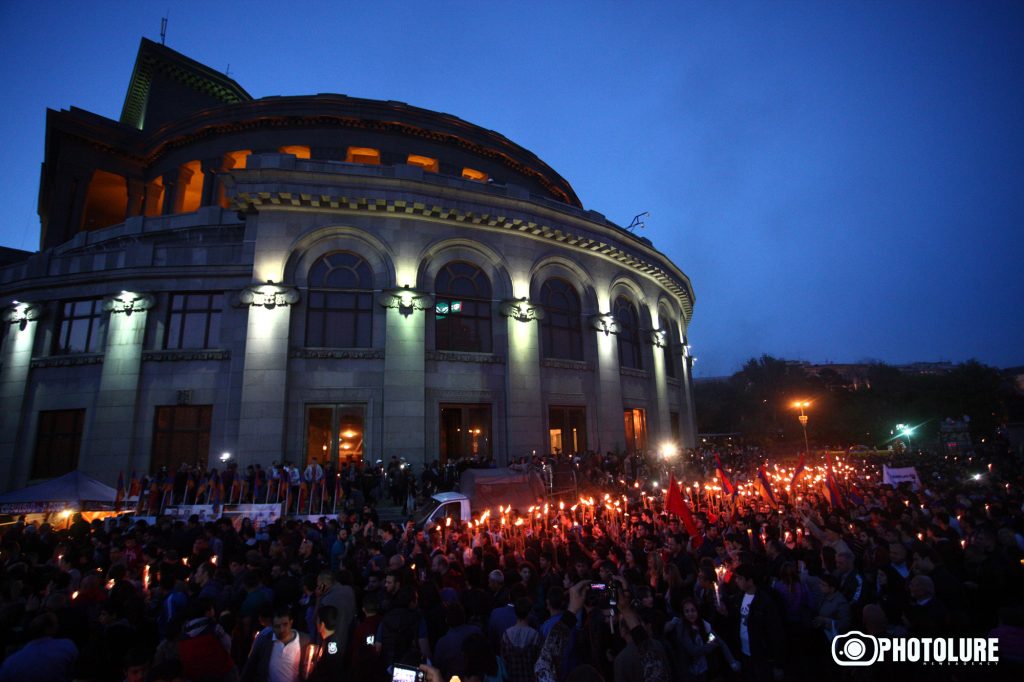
top-left (114, 468), bottom-right (348, 511)
top-left (662, 452), bottom-right (868, 535)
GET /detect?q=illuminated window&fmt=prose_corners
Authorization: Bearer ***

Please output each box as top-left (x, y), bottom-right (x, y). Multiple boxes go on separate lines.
top-left (306, 404), bottom-right (365, 466)
top-left (279, 145), bottom-right (311, 159)
top-left (659, 313), bottom-right (677, 378)
top-left (407, 154), bottom-right (439, 172)
top-left (152, 405), bottom-right (212, 472)
top-left (548, 406), bottom-right (587, 455)
top-left (80, 170), bottom-right (127, 231)
top-left (540, 278), bottom-right (583, 361)
top-left (461, 167), bottom-right (488, 182)
top-left (165, 293), bottom-right (224, 349)
top-left (143, 176), bottom-right (164, 217)
top-left (623, 408), bottom-right (647, 454)
top-left (53, 298), bottom-right (105, 355)
top-left (32, 409), bottom-right (85, 479)
top-left (219, 150), bottom-right (251, 208)
top-left (174, 160), bottom-right (202, 213)
top-left (440, 404), bottom-right (491, 465)
top-left (345, 147), bottom-right (381, 165)
top-left (435, 261), bottom-right (492, 353)
top-left (223, 149), bottom-right (251, 170)
top-left (306, 252), bottom-right (374, 348)
top-left (614, 296), bottom-right (642, 369)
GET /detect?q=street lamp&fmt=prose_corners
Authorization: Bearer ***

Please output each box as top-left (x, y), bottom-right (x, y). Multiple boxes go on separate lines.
top-left (792, 401), bottom-right (811, 455)
top-left (896, 424), bottom-right (914, 451)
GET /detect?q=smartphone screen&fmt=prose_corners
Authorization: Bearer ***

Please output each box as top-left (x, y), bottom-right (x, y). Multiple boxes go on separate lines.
top-left (391, 664), bottom-right (423, 682)
top-left (366, 635), bottom-right (375, 646)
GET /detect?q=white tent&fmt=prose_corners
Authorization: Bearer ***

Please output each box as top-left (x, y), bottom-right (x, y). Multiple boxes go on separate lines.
top-left (0, 471), bottom-right (117, 513)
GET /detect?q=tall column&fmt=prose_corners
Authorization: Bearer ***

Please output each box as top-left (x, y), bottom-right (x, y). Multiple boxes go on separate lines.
top-left (81, 293), bottom-right (153, 480)
top-left (126, 177), bottom-right (146, 218)
top-left (380, 289), bottom-right (428, 467)
top-left (0, 304), bottom-right (42, 490)
top-left (680, 349), bottom-right (698, 448)
top-left (200, 158), bottom-right (221, 207)
top-left (650, 331), bottom-right (671, 449)
top-left (235, 286), bottom-right (297, 467)
top-left (161, 171), bottom-right (178, 215)
top-left (591, 313), bottom-right (625, 454)
top-left (502, 299), bottom-right (544, 462)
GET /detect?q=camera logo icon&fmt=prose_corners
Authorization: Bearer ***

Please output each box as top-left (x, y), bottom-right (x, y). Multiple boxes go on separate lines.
top-left (832, 631), bottom-right (879, 667)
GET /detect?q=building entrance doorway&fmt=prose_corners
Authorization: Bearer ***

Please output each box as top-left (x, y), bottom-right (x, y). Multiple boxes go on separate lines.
top-left (548, 406), bottom-right (586, 455)
top-left (439, 404), bottom-right (491, 465)
top-left (623, 408), bottom-right (647, 454)
top-left (305, 404), bottom-right (365, 467)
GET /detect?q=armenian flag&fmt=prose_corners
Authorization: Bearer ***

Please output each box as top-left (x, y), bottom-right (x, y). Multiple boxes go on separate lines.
top-left (714, 454), bottom-right (736, 497)
top-left (757, 465), bottom-right (778, 508)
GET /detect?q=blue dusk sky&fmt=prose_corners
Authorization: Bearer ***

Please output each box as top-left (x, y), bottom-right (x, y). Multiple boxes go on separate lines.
top-left (0, 1), bottom-right (1021, 377)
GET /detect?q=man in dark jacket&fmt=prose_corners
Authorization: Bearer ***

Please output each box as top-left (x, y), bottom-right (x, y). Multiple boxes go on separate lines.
top-left (724, 563), bottom-right (786, 682)
top-left (309, 606), bottom-right (346, 682)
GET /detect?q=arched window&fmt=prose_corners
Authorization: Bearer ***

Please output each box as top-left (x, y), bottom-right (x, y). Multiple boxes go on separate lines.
top-left (659, 312), bottom-right (677, 378)
top-left (305, 252), bottom-right (374, 348)
top-left (540, 278), bottom-right (583, 360)
top-left (614, 296), bottom-right (642, 369)
top-left (435, 262), bottom-right (492, 352)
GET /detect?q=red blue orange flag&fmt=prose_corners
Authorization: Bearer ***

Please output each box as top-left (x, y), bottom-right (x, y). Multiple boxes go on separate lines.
top-left (714, 454), bottom-right (736, 497)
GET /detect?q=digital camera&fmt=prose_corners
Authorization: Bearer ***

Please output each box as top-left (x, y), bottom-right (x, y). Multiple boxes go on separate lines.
top-left (831, 631), bottom-right (878, 667)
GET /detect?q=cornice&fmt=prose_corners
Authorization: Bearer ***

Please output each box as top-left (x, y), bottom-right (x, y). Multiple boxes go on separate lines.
top-left (31, 354), bottom-right (104, 368)
top-left (426, 350), bottom-right (505, 365)
top-left (290, 348), bottom-right (385, 360)
top-left (541, 358), bottom-right (593, 372)
top-left (142, 349), bottom-right (230, 362)
top-left (232, 193), bottom-right (694, 320)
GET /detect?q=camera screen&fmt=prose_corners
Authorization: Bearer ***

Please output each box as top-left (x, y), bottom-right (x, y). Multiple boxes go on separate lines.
top-left (590, 583), bottom-right (607, 591)
top-left (391, 664), bottom-right (422, 682)
top-left (366, 635), bottom-right (375, 645)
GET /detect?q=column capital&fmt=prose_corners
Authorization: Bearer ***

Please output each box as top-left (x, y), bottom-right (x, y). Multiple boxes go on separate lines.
top-left (499, 297), bottom-right (545, 322)
top-left (2, 301), bottom-right (44, 330)
top-left (589, 312), bottom-right (619, 335)
top-left (236, 281), bottom-right (300, 309)
top-left (378, 285), bottom-right (433, 317)
top-left (103, 291), bottom-right (155, 317)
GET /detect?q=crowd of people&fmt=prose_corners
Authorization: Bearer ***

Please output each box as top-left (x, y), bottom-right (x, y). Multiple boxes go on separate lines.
top-left (1, 442), bottom-right (1023, 682)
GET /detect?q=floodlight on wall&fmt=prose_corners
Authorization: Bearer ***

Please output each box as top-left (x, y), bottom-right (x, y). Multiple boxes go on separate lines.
top-left (588, 312), bottom-right (619, 336)
top-left (3, 300), bottom-right (42, 331)
top-left (499, 297), bottom-right (545, 323)
top-left (238, 281), bottom-right (299, 310)
top-left (378, 285), bottom-right (433, 317)
top-left (103, 291), bottom-right (155, 317)
top-left (648, 329), bottom-right (668, 347)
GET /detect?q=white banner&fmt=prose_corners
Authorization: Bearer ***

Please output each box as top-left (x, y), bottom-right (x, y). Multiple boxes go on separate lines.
top-left (164, 505), bottom-right (217, 521)
top-left (883, 465), bottom-right (921, 491)
top-left (227, 503), bottom-right (282, 530)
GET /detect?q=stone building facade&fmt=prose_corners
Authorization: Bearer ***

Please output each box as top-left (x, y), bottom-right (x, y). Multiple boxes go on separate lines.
top-left (0, 39), bottom-right (696, 490)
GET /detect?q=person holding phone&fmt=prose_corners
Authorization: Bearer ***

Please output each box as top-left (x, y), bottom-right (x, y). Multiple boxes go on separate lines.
top-left (665, 596), bottom-right (740, 681)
